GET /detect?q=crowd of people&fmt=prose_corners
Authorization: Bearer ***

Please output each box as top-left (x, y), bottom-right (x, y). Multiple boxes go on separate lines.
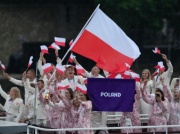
top-left (0, 49), bottom-right (179, 134)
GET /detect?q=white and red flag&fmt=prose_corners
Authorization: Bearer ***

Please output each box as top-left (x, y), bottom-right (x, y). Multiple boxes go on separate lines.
top-left (84, 78), bottom-right (88, 84)
top-left (28, 56), bottom-right (33, 68)
top-left (69, 39), bottom-right (73, 47)
top-left (0, 61), bottom-right (6, 70)
top-left (40, 45), bottom-right (49, 54)
top-left (71, 7), bottom-right (140, 73)
top-left (107, 73), bottom-right (122, 78)
top-left (68, 53), bottom-right (76, 63)
top-left (154, 61), bottom-right (165, 72)
top-left (76, 83), bottom-right (87, 94)
top-left (42, 63), bottom-right (52, 74)
top-left (57, 83), bottom-right (69, 90)
top-left (76, 65), bottom-right (85, 75)
top-left (56, 64), bottom-right (65, 75)
top-left (152, 47), bottom-right (161, 54)
top-left (152, 68), bottom-right (159, 78)
top-left (125, 63), bottom-right (131, 70)
top-left (54, 37), bottom-right (66, 47)
top-left (122, 70), bottom-right (140, 82)
top-left (48, 43), bottom-right (61, 50)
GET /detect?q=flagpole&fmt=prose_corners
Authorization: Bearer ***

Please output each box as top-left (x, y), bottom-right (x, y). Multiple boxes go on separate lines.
top-left (61, 4), bottom-right (100, 63)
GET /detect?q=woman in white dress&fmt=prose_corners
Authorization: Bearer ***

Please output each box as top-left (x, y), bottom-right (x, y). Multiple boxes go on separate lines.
top-left (140, 69), bottom-right (154, 115)
top-left (0, 85), bottom-right (24, 122)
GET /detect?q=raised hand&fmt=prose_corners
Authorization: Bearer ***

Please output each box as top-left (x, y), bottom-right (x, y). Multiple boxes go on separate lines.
top-left (161, 54), bottom-right (169, 62)
top-left (55, 49), bottom-right (59, 57)
top-left (73, 57), bottom-right (79, 65)
top-left (40, 52), bottom-right (44, 60)
top-left (3, 71), bottom-right (10, 80)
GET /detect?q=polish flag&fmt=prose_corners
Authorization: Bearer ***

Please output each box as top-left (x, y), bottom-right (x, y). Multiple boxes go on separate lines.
top-left (69, 39), bottom-right (73, 47)
top-left (76, 83), bottom-right (87, 94)
top-left (57, 83), bottom-right (69, 90)
top-left (28, 56), bottom-right (33, 68)
top-left (48, 43), bottom-right (61, 50)
top-left (42, 63), bottom-right (52, 74)
top-left (40, 45), bottom-right (49, 54)
top-left (68, 53), bottom-right (76, 63)
top-left (0, 61), bottom-right (6, 70)
top-left (56, 64), bottom-right (65, 75)
top-left (125, 63), bottom-right (131, 70)
top-left (152, 47), bottom-right (161, 54)
top-left (107, 73), bottom-right (122, 78)
top-left (122, 70), bottom-right (140, 82)
top-left (71, 8), bottom-right (140, 73)
top-left (154, 61), bottom-right (165, 72)
top-left (84, 78), bottom-right (87, 84)
top-left (152, 68), bottom-right (159, 78)
top-left (54, 37), bottom-right (66, 47)
top-left (76, 65), bottom-right (85, 75)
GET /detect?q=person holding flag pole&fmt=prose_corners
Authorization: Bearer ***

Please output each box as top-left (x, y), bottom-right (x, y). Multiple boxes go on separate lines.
top-left (152, 53), bottom-right (173, 90)
top-left (72, 58), bottom-right (108, 134)
top-left (38, 49), bottom-right (62, 87)
top-left (73, 58), bottom-right (104, 78)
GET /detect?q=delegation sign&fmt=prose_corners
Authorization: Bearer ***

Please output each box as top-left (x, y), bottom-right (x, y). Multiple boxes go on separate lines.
top-left (87, 78), bottom-right (135, 112)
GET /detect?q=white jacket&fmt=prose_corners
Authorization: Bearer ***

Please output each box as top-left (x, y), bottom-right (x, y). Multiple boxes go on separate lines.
top-left (37, 88), bottom-right (49, 120)
top-left (0, 103), bottom-right (5, 111)
top-left (0, 86), bottom-right (24, 122)
top-left (153, 61), bottom-right (173, 89)
top-left (62, 75), bottom-right (86, 91)
top-left (9, 77), bottom-right (36, 105)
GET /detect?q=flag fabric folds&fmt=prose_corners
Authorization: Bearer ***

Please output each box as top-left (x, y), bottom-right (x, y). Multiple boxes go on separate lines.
top-left (68, 53), bottom-right (76, 63)
top-left (54, 37), bottom-right (66, 47)
top-left (71, 8), bottom-right (140, 73)
top-left (76, 83), bottom-right (87, 94)
top-left (87, 78), bottom-right (135, 112)
top-left (0, 61), bottom-right (6, 70)
top-left (107, 73), bottom-right (122, 79)
top-left (40, 45), bottom-right (49, 54)
top-left (58, 83), bottom-right (69, 90)
top-left (42, 63), bottom-right (52, 74)
top-left (152, 47), bottom-right (161, 54)
top-left (49, 43), bottom-right (61, 50)
top-left (152, 69), bottom-right (159, 78)
top-left (75, 65), bottom-right (86, 75)
top-left (122, 70), bottom-right (140, 82)
top-left (154, 61), bottom-right (165, 72)
top-left (28, 56), bottom-right (33, 68)
top-left (56, 64), bottom-right (65, 75)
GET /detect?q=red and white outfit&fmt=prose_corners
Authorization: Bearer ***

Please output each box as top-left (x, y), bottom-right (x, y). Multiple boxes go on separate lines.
top-left (153, 61), bottom-right (173, 89)
top-left (141, 87), bottom-right (168, 132)
top-left (120, 84), bottom-right (142, 133)
top-left (37, 88), bottom-right (49, 125)
top-left (162, 84), bottom-right (180, 131)
top-left (62, 75), bottom-right (86, 92)
top-left (71, 101), bottom-right (93, 134)
top-left (139, 80), bottom-right (154, 115)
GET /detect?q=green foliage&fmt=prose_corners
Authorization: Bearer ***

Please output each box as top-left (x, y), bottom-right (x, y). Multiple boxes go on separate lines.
top-left (94, 0), bottom-right (179, 45)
